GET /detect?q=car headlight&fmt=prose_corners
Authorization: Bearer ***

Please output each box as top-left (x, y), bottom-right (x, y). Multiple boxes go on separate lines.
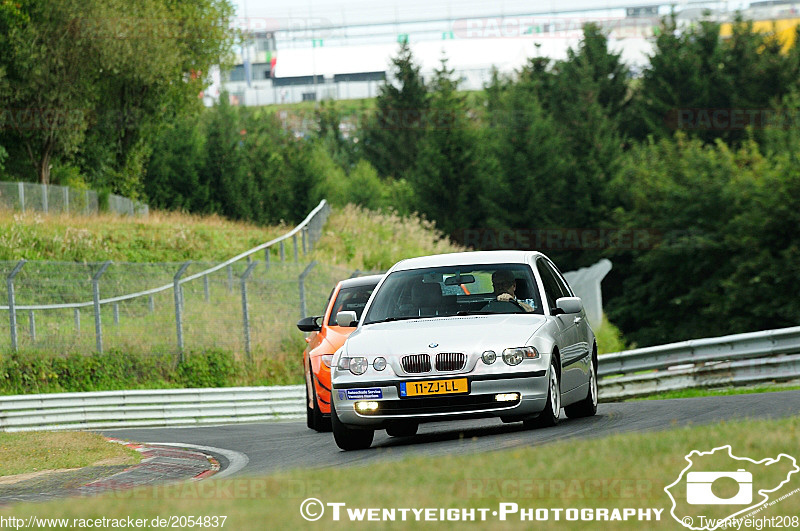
top-left (502, 346), bottom-right (539, 366)
top-left (373, 357), bottom-right (387, 371)
top-left (321, 355), bottom-right (333, 368)
top-left (481, 350), bottom-right (497, 365)
top-left (348, 357), bottom-right (368, 375)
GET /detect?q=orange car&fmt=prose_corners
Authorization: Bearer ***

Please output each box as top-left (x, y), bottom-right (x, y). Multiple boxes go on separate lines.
top-left (297, 274), bottom-right (382, 432)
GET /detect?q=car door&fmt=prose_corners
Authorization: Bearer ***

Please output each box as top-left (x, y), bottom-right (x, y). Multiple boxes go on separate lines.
top-left (537, 259), bottom-right (582, 393)
top-left (549, 261), bottom-right (592, 363)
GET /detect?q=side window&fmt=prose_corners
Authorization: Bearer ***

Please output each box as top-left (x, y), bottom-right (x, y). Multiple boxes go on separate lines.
top-left (536, 260), bottom-right (561, 310)
top-left (323, 287), bottom-right (335, 318)
top-left (543, 260), bottom-right (573, 299)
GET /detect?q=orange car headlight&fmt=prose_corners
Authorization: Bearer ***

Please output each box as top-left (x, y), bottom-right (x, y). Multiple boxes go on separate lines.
top-left (321, 355), bottom-right (333, 368)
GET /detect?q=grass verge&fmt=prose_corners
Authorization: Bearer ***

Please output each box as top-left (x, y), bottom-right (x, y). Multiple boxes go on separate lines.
top-left (0, 432), bottom-right (140, 477)
top-left (0, 415), bottom-right (797, 528)
top-left (630, 383), bottom-right (800, 401)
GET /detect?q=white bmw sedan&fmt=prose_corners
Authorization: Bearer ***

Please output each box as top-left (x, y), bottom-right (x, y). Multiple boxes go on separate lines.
top-left (330, 250), bottom-right (598, 450)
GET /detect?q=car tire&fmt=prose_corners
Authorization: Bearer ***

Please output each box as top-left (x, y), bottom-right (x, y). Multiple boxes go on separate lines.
top-left (306, 367), bottom-right (332, 432)
top-left (305, 371), bottom-right (315, 430)
top-left (564, 355), bottom-right (598, 419)
top-left (386, 421), bottom-right (418, 437)
top-left (332, 404), bottom-right (374, 451)
top-left (524, 356), bottom-right (561, 429)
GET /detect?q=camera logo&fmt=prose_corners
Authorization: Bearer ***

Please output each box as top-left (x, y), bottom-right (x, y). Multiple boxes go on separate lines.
top-left (686, 469), bottom-right (752, 505)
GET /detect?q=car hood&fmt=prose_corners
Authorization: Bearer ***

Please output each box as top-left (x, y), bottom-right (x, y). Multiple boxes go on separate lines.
top-left (346, 314), bottom-right (547, 356)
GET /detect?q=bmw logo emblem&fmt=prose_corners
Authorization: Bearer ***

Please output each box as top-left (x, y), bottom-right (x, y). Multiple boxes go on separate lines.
top-left (429, 343), bottom-right (438, 348)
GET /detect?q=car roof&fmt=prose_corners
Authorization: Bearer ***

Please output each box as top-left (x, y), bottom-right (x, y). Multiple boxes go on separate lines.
top-left (390, 250), bottom-right (545, 272)
top-left (338, 274), bottom-right (383, 289)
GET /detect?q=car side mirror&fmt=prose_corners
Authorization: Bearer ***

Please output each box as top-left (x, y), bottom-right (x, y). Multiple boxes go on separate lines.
top-left (297, 315), bottom-right (322, 332)
top-left (555, 297), bottom-right (583, 315)
top-left (336, 311), bottom-right (358, 327)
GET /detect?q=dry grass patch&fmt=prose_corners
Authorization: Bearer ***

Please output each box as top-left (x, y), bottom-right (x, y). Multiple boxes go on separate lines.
top-left (312, 204), bottom-right (464, 271)
top-left (0, 432), bottom-right (140, 477)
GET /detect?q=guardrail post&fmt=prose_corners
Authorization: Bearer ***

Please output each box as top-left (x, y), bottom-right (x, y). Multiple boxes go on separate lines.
top-left (227, 265), bottom-right (233, 293)
top-left (280, 241), bottom-right (285, 262)
top-left (113, 303), bottom-right (119, 325)
top-left (173, 261), bottom-right (192, 361)
top-left (92, 261), bottom-right (112, 353)
top-left (28, 310), bottom-right (35, 341)
top-left (302, 227), bottom-right (307, 254)
top-left (63, 186), bottom-right (69, 213)
top-left (298, 261), bottom-right (317, 319)
top-left (148, 295), bottom-right (154, 313)
top-left (6, 260), bottom-right (25, 352)
top-left (240, 261), bottom-right (259, 361)
top-left (41, 184), bottom-right (48, 213)
top-left (203, 275), bottom-right (210, 302)
top-left (74, 309), bottom-right (80, 332)
top-left (85, 190), bottom-right (90, 215)
top-left (293, 235), bottom-right (299, 263)
top-left (17, 182), bottom-right (24, 213)
top-left (264, 248), bottom-right (270, 271)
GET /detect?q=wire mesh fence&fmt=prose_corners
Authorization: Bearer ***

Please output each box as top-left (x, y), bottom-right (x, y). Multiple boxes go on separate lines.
top-left (0, 259), bottom-right (355, 359)
top-left (0, 181), bottom-right (146, 217)
top-left (0, 200), bottom-right (339, 360)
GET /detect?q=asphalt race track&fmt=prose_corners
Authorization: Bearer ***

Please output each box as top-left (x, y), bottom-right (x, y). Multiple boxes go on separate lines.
top-left (101, 390), bottom-right (800, 477)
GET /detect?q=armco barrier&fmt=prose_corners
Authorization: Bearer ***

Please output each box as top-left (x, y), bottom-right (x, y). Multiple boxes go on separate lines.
top-left (3, 326), bottom-right (800, 431)
top-left (0, 386), bottom-right (304, 432)
top-left (598, 325), bottom-right (800, 400)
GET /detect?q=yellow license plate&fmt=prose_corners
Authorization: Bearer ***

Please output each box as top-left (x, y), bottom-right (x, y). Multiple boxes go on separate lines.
top-left (400, 378), bottom-right (468, 397)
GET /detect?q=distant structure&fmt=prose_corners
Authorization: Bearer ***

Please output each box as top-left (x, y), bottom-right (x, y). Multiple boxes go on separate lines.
top-left (215, 1), bottom-right (800, 106)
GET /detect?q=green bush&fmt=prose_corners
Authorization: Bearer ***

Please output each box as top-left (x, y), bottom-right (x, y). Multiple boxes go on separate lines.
top-left (175, 349), bottom-right (236, 388)
top-left (0, 349), bottom-right (243, 395)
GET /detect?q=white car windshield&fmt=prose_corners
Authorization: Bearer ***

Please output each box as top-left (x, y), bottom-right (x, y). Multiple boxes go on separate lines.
top-left (363, 264), bottom-right (543, 324)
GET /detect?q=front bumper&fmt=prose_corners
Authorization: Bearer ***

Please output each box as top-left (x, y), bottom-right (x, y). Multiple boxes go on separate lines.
top-left (332, 370), bottom-right (549, 427)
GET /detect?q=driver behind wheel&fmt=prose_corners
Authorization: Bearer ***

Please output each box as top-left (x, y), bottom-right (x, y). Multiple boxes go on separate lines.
top-left (492, 269), bottom-right (535, 312)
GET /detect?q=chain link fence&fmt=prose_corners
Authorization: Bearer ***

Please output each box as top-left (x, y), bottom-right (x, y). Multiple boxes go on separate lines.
top-left (0, 201), bottom-right (341, 360)
top-left (0, 181), bottom-right (148, 217)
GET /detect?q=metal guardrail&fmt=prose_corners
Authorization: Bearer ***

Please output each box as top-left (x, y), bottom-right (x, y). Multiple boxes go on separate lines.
top-left (3, 326), bottom-right (799, 431)
top-left (0, 387), bottom-right (304, 432)
top-left (598, 326), bottom-right (800, 400)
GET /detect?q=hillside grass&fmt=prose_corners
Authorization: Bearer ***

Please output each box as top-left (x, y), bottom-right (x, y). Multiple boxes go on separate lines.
top-left (0, 210), bottom-right (286, 262)
top-left (1, 414), bottom-right (797, 528)
top-left (312, 204), bottom-right (465, 271)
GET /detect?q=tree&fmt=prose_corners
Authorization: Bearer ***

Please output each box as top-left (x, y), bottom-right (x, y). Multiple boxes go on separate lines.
top-left (411, 57), bottom-right (493, 236)
top-left (0, 0), bottom-right (235, 189)
top-left (200, 94), bottom-right (252, 220)
top-left (632, 14), bottom-right (800, 146)
top-left (144, 114), bottom-right (208, 212)
top-left (79, 0), bottom-right (236, 197)
top-left (361, 41), bottom-right (428, 179)
top-left (0, 0), bottom-right (98, 184)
